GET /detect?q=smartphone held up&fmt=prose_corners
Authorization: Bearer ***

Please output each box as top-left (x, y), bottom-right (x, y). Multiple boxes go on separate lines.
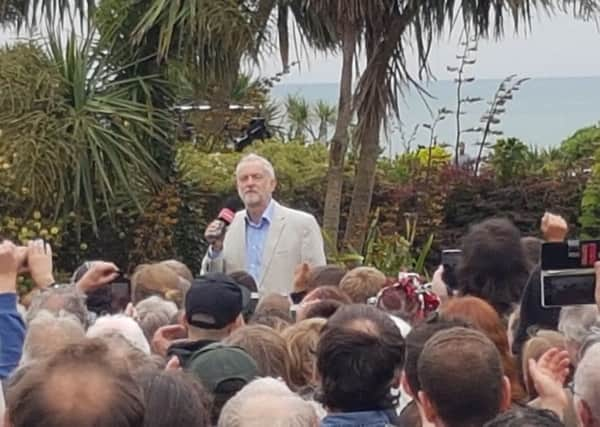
top-left (540, 240), bottom-right (599, 307)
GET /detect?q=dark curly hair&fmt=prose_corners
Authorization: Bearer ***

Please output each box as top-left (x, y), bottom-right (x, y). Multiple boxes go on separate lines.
top-left (457, 218), bottom-right (529, 318)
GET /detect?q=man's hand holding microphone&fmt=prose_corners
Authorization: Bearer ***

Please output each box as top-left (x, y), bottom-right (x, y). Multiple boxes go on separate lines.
top-left (204, 197), bottom-right (243, 253)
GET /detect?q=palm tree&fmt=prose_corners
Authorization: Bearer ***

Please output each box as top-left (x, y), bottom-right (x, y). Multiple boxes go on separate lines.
top-left (311, 1), bottom-right (363, 251)
top-left (285, 94), bottom-right (314, 141)
top-left (313, 100), bottom-right (337, 143)
top-left (0, 33), bottom-right (171, 229)
top-left (342, 0), bottom-right (600, 252)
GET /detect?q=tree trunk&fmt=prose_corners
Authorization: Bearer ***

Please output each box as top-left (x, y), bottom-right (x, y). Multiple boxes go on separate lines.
top-left (322, 25), bottom-right (356, 252)
top-left (343, 115), bottom-right (381, 253)
top-left (318, 121), bottom-right (328, 144)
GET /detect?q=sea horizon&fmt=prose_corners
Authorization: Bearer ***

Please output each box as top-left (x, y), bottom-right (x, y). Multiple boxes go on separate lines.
top-left (270, 76), bottom-right (600, 156)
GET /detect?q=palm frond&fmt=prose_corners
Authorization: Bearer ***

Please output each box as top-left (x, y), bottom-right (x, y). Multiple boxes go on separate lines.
top-left (0, 33), bottom-right (173, 230)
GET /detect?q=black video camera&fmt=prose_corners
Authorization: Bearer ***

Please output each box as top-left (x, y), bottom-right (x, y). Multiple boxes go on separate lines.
top-left (540, 240), bottom-right (600, 307)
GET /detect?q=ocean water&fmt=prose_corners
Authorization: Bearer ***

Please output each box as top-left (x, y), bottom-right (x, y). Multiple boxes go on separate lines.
top-left (271, 77), bottom-right (600, 156)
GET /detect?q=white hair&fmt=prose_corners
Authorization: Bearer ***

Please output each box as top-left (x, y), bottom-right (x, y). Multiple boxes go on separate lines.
top-left (559, 305), bottom-right (599, 344)
top-left (87, 314), bottom-right (151, 355)
top-left (575, 342), bottom-right (600, 420)
top-left (135, 296), bottom-right (179, 342)
top-left (218, 378), bottom-right (317, 427)
top-left (235, 153), bottom-right (276, 179)
top-left (21, 310), bottom-right (85, 365)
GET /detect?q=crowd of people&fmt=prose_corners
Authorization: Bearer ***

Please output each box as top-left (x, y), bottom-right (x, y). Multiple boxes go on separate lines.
top-left (0, 153), bottom-right (599, 427)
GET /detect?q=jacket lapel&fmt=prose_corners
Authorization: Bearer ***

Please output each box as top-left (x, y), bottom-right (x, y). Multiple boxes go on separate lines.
top-left (259, 202), bottom-right (286, 284)
top-left (227, 212), bottom-right (246, 270)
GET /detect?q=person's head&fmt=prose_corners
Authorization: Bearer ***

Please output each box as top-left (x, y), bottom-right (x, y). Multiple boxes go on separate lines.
top-left (301, 286), bottom-right (352, 305)
top-left (95, 331), bottom-right (158, 374)
top-left (186, 343), bottom-right (259, 425)
top-left (218, 378), bottom-right (318, 427)
top-left (235, 153), bottom-right (276, 210)
top-left (418, 327), bottom-right (511, 427)
top-left (304, 265), bottom-right (347, 291)
top-left (138, 370), bottom-right (211, 427)
top-left (521, 330), bottom-right (567, 398)
top-left (298, 299), bottom-right (344, 321)
top-left (223, 325), bottom-right (291, 384)
top-left (339, 267), bottom-right (387, 304)
top-left (520, 237), bottom-right (543, 273)
top-left (250, 311), bottom-right (292, 332)
top-left (441, 296), bottom-right (526, 402)
top-left (255, 293), bottom-right (291, 316)
top-left (403, 315), bottom-right (471, 400)
top-left (26, 286), bottom-right (89, 327)
top-left (484, 406), bottom-right (564, 427)
top-left (574, 343), bottom-right (600, 427)
top-left (317, 304), bottom-right (405, 413)
top-left (558, 304), bottom-right (599, 366)
top-left (131, 263), bottom-right (189, 308)
top-left (21, 310), bottom-right (85, 366)
top-left (6, 339), bottom-right (144, 427)
top-left (134, 296), bottom-right (178, 343)
top-left (229, 271), bottom-right (258, 293)
top-left (282, 318), bottom-right (326, 389)
top-left (184, 274), bottom-right (249, 341)
top-left (457, 218), bottom-right (529, 317)
top-left (159, 259), bottom-right (194, 282)
top-left (87, 314), bottom-right (151, 355)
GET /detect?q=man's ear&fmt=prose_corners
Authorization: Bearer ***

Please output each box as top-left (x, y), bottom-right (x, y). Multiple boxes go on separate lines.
top-left (234, 313), bottom-right (245, 329)
top-left (400, 372), bottom-right (415, 399)
top-left (500, 376), bottom-right (512, 412)
top-left (577, 399), bottom-right (593, 427)
top-left (418, 391), bottom-right (438, 424)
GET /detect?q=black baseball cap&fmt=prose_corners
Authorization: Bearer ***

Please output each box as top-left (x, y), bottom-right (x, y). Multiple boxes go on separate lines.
top-left (185, 273), bottom-right (250, 329)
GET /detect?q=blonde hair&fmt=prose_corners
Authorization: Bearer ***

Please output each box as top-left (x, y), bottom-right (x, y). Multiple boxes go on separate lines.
top-left (159, 259), bottom-right (194, 282)
top-left (521, 330), bottom-right (567, 397)
top-left (282, 318), bottom-right (326, 389)
top-left (224, 325), bottom-right (292, 386)
top-left (130, 263), bottom-right (189, 308)
top-left (339, 267), bottom-right (387, 304)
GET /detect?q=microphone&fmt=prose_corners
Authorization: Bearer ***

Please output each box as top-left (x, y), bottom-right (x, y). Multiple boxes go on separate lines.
top-left (206, 196), bottom-right (243, 240)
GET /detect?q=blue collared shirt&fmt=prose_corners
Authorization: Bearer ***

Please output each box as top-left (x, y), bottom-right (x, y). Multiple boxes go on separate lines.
top-left (244, 199), bottom-right (275, 284)
top-left (320, 410), bottom-right (396, 427)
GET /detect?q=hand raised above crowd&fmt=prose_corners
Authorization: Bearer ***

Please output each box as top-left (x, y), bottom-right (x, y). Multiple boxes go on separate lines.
top-left (528, 348), bottom-right (570, 418)
top-left (0, 241), bottom-right (24, 293)
top-left (541, 212), bottom-right (568, 243)
top-left (75, 261), bottom-right (120, 293)
top-left (26, 239), bottom-right (55, 288)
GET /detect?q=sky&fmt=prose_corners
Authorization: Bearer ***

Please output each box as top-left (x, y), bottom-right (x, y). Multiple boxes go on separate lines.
top-left (1, 9), bottom-right (598, 83)
top-left (254, 12), bottom-right (600, 83)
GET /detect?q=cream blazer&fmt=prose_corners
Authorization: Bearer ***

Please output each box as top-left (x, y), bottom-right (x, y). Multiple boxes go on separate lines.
top-left (201, 201), bottom-right (326, 295)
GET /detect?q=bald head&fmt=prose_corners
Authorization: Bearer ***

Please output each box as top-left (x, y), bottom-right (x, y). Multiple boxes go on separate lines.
top-left (7, 339), bottom-right (144, 427)
top-left (418, 327), bottom-right (510, 427)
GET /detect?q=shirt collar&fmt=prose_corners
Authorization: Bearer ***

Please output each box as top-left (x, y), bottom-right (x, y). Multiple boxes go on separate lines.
top-left (245, 198), bottom-right (275, 226)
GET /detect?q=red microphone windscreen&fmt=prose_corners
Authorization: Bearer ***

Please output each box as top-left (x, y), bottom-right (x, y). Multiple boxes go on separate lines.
top-left (218, 208), bottom-right (236, 224)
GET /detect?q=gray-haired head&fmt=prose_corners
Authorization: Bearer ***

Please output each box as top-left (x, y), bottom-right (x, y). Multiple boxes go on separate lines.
top-left (135, 296), bottom-right (178, 342)
top-left (559, 305), bottom-right (599, 345)
top-left (235, 153), bottom-right (276, 180)
top-left (218, 378), bottom-right (317, 427)
top-left (21, 310), bottom-right (85, 366)
top-left (26, 286), bottom-right (89, 328)
top-left (559, 304), bottom-right (599, 366)
top-left (87, 314), bottom-right (151, 355)
top-left (574, 342), bottom-right (600, 424)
